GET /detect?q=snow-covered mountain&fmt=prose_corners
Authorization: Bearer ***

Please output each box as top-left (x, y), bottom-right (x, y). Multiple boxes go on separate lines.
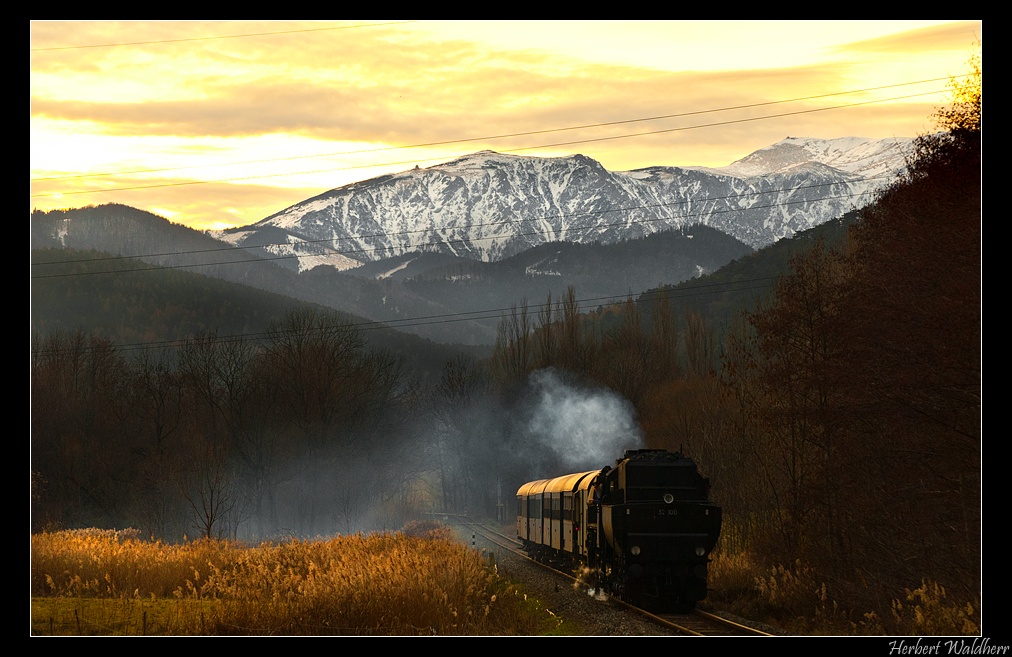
top-left (213, 136), bottom-right (914, 272)
top-left (712, 135), bottom-right (913, 179)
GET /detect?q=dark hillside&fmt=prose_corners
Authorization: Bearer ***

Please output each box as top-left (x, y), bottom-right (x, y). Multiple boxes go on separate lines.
top-left (29, 205), bottom-right (498, 345)
top-left (635, 212), bottom-right (857, 343)
top-left (402, 226), bottom-right (753, 322)
top-left (30, 248), bottom-right (487, 381)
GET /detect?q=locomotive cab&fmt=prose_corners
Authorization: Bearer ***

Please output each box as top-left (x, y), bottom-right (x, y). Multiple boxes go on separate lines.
top-left (596, 450), bottom-right (722, 611)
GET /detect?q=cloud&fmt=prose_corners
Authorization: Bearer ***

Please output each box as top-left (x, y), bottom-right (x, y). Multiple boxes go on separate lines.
top-left (31, 21), bottom-right (972, 229)
top-left (833, 21), bottom-right (981, 55)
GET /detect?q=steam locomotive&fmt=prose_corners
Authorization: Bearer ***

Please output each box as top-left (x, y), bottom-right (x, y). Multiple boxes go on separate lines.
top-left (516, 449), bottom-right (722, 611)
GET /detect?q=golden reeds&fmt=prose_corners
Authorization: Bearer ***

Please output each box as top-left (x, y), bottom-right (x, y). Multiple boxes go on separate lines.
top-left (705, 550), bottom-right (980, 636)
top-left (31, 526), bottom-right (547, 636)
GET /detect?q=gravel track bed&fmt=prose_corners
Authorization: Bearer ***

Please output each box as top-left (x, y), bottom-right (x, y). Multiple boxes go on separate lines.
top-left (455, 521), bottom-right (680, 636)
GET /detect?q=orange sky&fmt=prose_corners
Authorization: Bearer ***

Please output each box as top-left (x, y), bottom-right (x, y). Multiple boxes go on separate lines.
top-left (30, 20), bottom-right (981, 231)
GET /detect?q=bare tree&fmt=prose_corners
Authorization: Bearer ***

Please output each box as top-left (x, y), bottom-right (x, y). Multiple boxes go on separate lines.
top-left (535, 291), bottom-right (556, 369)
top-left (491, 299), bottom-right (532, 387)
top-left (181, 439), bottom-right (245, 539)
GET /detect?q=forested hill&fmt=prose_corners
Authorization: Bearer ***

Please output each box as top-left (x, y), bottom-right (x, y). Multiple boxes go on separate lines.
top-left (31, 204), bottom-right (755, 346)
top-left (30, 248), bottom-right (487, 380)
top-left (29, 205), bottom-right (506, 345)
top-left (634, 210), bottom-right (859, 342)
top-left (31, 247), bottom-right (309, 344)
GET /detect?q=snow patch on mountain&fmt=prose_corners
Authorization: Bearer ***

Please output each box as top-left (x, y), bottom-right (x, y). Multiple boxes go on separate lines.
top-left (212, 137), bottom-right (914, 271)
top-left (718, 136), bottom-right (911, 179)
top-left (378, 257), bottom-right (418, 279)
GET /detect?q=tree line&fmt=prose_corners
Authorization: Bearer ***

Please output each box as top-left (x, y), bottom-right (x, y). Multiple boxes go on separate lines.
top-left (32, 309), bottom-right (421, 540)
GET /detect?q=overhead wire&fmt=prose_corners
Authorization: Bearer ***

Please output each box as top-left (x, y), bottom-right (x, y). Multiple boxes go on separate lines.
top-left (29, 25), bottom-right (936, 356)
top-left (29, 88), bottom-right (941, 199)
top-left (31, 178), bottom-right (853, 356)
top-left (32, 272), bottom-right (784, 358)
top-left (31, 181), bottom-right (880, 278)
top-left (31, 76), bottom-right (952, 184)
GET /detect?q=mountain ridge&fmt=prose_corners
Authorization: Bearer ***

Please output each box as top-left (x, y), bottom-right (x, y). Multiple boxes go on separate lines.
top-left (213, 136), bottom-right (912, 272)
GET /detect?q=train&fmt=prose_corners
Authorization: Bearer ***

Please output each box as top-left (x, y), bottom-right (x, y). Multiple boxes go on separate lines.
top-left (516, 449), bottom-right (722, 611)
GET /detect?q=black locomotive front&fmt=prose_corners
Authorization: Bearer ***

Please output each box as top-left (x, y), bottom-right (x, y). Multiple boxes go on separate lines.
top-left (594, 450), bottom-right (722, 611)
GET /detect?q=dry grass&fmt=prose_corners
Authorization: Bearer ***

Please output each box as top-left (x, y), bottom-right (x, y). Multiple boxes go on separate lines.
top-left (31, 525), bottom-right (552, 636)
top-left (706, 549), bottom-right (980, 636)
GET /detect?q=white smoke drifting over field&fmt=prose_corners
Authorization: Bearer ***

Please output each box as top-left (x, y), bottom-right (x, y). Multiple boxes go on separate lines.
top-left (526, 369), bottom-right (643, 470)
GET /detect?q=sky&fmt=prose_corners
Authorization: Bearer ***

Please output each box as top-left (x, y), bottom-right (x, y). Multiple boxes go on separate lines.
top-left (30, 20), bottom-right (982, 231)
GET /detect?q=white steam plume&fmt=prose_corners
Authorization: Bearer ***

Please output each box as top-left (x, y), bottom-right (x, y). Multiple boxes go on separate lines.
top-left (526, 368), bottom-right (643, 470)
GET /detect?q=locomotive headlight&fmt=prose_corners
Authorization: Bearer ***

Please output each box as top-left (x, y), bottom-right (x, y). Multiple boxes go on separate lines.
top-left (695, 546), bottom-right (706, 557)
top-left (663, 493), bottom-right (674, 504)
top-left (630, 545), bottom-right (641, 556)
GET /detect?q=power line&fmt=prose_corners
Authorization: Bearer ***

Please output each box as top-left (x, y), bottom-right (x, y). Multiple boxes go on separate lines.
top-left (31, 177), bottom-right (885, 269)
top-left (29, 187), bottom-right (841, 352)
top-left (30, 89), bottom-right (937, 200)
top-left (31, 77), bottom-right (951, 184)
top-left (31, 182), bottom-right (879, 279)
top-left (31, 273), bottom-right (782, 358)
top-left (28, 58), bottom-right (942, 356)
top-left (29, 151), bottom-right (882, 351)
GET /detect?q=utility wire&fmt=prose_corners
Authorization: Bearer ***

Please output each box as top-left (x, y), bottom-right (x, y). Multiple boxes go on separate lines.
top-left (31, 184), bottom-right (876, 279)
top-left (31, 177), bottom-right (888, 270)
top-left (31, 76), bottom-right (952, 184)
top-left (29, 54), bottom-right (937, 354)
top-left (30, 89), bottom-right (937, 199)
top-left (32, 273), bottom-right (782, 357)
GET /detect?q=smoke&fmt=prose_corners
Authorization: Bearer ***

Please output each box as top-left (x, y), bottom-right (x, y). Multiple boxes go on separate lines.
top-left (525, 368), bottom-right (643, 471)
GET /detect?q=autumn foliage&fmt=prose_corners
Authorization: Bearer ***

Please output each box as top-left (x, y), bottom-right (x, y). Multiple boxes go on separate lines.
top-left (719, 59), bottom-right (981, 605)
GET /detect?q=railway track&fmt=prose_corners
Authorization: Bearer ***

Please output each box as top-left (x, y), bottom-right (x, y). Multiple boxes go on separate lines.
top-left (457, 517), bottom-right (523, 552)
top-left (454, 516), bottom-right (775, 637)
top-left (642, 608), bottom-right (774, 636)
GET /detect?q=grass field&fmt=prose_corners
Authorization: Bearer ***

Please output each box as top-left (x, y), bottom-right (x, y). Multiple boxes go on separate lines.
top-left (30, 523), bottom-right (561, 636)
top-left (31, 524), bottom-right (980, 636)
